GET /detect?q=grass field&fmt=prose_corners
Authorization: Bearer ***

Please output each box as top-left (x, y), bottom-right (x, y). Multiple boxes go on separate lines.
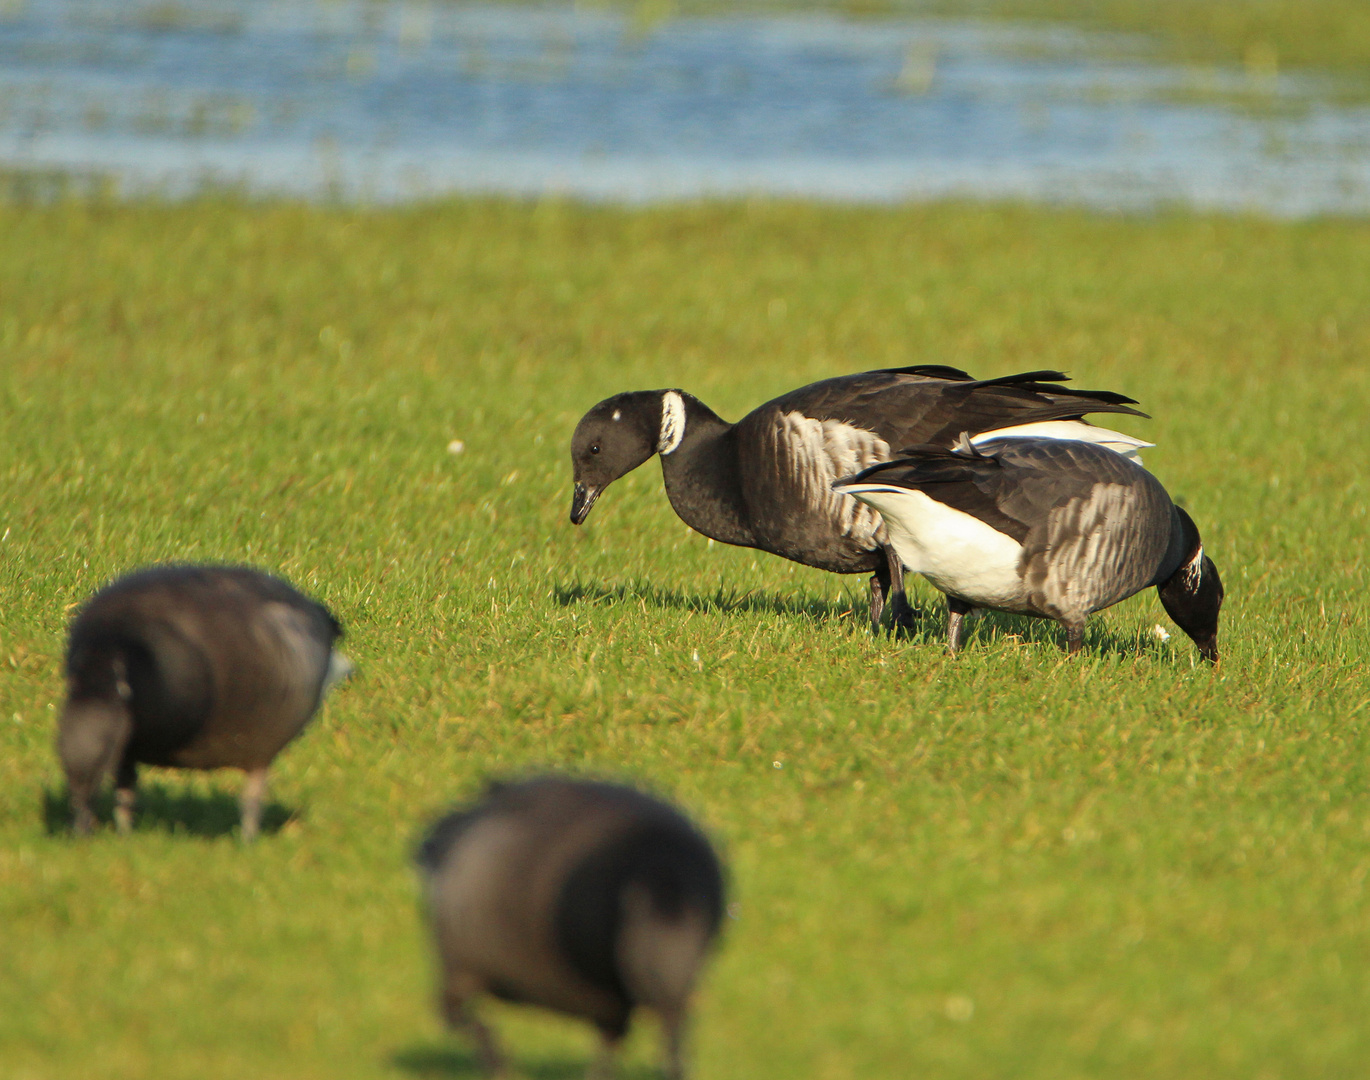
top-left (1, 195), bottom-right (1368, 1080)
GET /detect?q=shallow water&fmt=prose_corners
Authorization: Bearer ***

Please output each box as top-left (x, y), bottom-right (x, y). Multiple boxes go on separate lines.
top-left (2, 0), bottom-right (1369, 214)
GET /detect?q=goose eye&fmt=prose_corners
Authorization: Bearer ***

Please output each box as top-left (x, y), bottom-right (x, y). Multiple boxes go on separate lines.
top-left (590, 444), bottom-right (601, 455)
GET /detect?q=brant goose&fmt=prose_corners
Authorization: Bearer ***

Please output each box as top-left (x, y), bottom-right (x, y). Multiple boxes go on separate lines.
top-left (570, 366), bottom-right (1148, 633)
top-left (417, 776), bottom-right (725, 1080)
top-left (57, 565), bottom-right (352, 839)
top-left (833, 436), bottom-right (1223, 660)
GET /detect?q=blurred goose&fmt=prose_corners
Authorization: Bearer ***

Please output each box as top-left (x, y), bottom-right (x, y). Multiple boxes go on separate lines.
top-left (57, 565), bottom-right (351, 840)
top-left (832, 436), bottom-right (1223, 660)
top-left (569, 366), bottom-right (1148, 634)
top-left (417, 776), bottom-right (726, 1080)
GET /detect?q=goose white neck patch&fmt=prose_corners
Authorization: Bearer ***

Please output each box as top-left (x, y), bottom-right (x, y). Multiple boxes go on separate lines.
top-left (1184, 545), bottom-right (1205, 588)
top-left (658, 391), bottom-right (686, 455)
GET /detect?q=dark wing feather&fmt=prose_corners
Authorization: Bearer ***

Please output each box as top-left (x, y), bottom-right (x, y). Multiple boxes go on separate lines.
top-left (749, 369), bottom-right (1146, 452)
top-left (986, 441), bottom-right (1173, 616)
top-left (978, 440), bottom-right (1139, 531)
top-left (414, 805), bottom-right (487, 873)
top-left (842, 439), bottom-right (1124, 547)
top-left (840, 446), bottom-right (1034, 544)
top-left (871, 364), bottom-right (975, 381)
top-left (223, 566), bottom-right (345, 644)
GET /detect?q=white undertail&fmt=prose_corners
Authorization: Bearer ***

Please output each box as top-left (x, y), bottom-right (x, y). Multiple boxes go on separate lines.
top-left (839, 484), bottom-right (1026, 608)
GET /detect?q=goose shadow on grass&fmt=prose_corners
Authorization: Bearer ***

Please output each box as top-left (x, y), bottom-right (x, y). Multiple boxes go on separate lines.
top-left (42, 783), bottom-right (294, 838)
top-left (557, 578), bottom-right (1184, 661)
top-left (391, 1044), bottom-right (661, 1080)
top-left (554, 577), bottom-right (928, 626)
top-left (950, 610), bottom-right (1185, 662)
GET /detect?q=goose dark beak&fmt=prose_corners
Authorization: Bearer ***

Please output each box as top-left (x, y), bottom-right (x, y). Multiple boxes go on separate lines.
top-left (570, 483), bottom-right (601, 525)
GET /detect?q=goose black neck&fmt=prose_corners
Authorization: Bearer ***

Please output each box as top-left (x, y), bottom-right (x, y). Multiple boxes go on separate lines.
top-left (1156, 507), bottom-right (1224, 663)
top-left (656, 394), bottom-right (757, 547)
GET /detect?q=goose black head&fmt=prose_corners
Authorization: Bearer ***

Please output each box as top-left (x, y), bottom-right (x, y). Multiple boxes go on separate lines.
top-left (1157, 509), bottom-right (1225, 664)
top-left (569, 390), bottom-right (681, 525)
top-left (57, 688), bottom-right (133, 835)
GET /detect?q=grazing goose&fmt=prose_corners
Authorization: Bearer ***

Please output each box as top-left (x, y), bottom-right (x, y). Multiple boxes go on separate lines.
top-left (417, 776), bottom-right (726, 1080)
top-left (832, 437), bottom-right (1223, 660)
top-left (57, 565), bottom-right (352, 840)
top-left (569, 366), bottom-right (1148, 633)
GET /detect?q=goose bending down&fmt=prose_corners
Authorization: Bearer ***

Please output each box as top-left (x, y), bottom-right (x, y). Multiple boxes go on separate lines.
top-left (57, 565), bottom-right (352, 840)
top-left (417, 776), bottom-right (726, 1080)
top-left (569, 366), bottom-right (1148, 634)
top-left (832, 437), bottom-right (1224, 660)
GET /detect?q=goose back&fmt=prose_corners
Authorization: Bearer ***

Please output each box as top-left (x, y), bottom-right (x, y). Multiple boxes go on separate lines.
top-left (420, 777), bottom-right (724, 1037)
top-left (63, 565), bottom-right (342, 772)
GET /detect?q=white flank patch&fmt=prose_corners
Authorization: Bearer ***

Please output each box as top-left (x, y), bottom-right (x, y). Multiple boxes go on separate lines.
top-left (840, 484), bottom-right (1025, 608)
top-left (780, 412), bottom-right (890, 540)
top-left (658, 391), bottom-right (686, 454)
top-left (971, 421), bottom-right (1153, 464)
top-left (612, 409), bottom-right (622, 421)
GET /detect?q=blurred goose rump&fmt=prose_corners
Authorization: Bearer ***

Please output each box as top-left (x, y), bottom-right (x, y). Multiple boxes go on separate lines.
top-left (569, 366), bottom-right (1148, 633)
top-left (417, 776), bottom-right (726, 1080)
top-left (57, 565), bottom-right (352, 840)
top-left (832, 437), bottom-right (1224, 660)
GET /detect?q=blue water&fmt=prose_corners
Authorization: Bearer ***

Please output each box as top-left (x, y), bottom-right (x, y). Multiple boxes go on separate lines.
top-left (2, 0), bottom-right (1369, 214)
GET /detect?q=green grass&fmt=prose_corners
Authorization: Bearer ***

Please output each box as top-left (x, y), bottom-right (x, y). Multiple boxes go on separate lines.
top-left (658, 0), bottom-right (1370, 85)
top-left (1, 195), bottom-right (1368, 1079)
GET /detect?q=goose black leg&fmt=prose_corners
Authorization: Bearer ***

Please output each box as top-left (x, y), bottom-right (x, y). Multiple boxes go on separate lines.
top-left (443, 984), bottom-right (506, 1077)
top-left (946, 595), bottom-right (974, 654)
top-left (869, 544), bottom-right (915, 636)
top-left (589, 1028), bottom-right (623, 1080)
top-left (240, 766), bottom-right (269, 843)
top-left (882, 544), bottom-right (917, 633)
top-left (659, 1006), bottom-right (687, 1080)
top-left (70, 784), bottom-right (96, 836)
top-left (868, 569), bottom-right (887, 637)
top-left (113, 757), bottom-right (138, 834)
top-left (1064, 620), bottom-right (1086, 656)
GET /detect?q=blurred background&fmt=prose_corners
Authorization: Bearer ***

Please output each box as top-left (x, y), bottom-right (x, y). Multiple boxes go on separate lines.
top-left (3, 0), bottom-right (1369, 214)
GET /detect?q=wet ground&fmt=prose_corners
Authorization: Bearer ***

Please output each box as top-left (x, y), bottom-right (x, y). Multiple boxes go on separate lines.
top-left (2, 0), bottom-right (1369, 213)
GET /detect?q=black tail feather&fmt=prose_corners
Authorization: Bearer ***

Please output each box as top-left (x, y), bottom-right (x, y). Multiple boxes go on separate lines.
top-left (958, 369), bottom-right (1145, 413)
top-left (963, 368), bottom-right (1070, 388)
top-left (876, 364), bottom-right (976, 381)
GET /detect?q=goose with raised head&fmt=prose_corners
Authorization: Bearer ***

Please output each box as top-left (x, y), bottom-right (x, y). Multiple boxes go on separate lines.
top-left (417, 776), bottom-right (726, 1080)
top-left (832, 436), bottom-right (1223, 660)
top-left (57, 564), bottom-right (352, 840)
top-left (569, 366), bottom-right (1148, 633)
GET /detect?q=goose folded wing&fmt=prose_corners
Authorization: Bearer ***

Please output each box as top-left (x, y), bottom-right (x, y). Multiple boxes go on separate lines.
top-left (901, 373), bottom-right (1147, 447)
top-left (992, 440), bottom-right (1174, 611)
top-left (760, 369), bottom-right (1146, 451)
top-left (755, 366), bottom-right (971, 425)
